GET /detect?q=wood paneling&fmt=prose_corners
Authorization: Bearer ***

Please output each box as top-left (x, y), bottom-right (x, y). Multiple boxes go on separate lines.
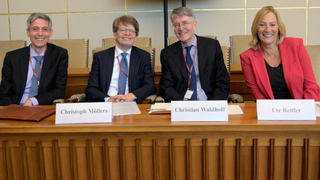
top-left (1, 104), bottom-right (320, 179)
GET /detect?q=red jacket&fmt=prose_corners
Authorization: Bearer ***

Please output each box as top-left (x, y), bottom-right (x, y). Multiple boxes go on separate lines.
top-left (240, 37), bottom-right (320, 101)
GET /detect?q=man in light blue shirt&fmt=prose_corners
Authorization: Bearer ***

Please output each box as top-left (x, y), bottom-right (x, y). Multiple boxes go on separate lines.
top-left (159, 7), bottom-right (230, 102)
top-left (0, 13), bottom-right (68, 106)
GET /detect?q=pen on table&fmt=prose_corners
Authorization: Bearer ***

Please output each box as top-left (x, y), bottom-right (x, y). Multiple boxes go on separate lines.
top-left (146, 108), bottom-right (167, 111)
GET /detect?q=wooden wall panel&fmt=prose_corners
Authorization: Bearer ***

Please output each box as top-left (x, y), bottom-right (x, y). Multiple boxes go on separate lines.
top-left (43, 147), bottom-right (55, 180)
top-left (141, 146), bottom-right (153, 180)
top-left (59, 147), bottom-right (72, 179)
top-left (291, 147), bottom-right (303, 180)
top-left (1, 133), bottom-right (320, 179)
top-left (125, 146), bottom-right (137, 180)
top-left (308, 147), bottom-right (319, 179)
top-left (258, 146), bottom-right (269, 180)
top-left (159, 146), bottom-right (170, 180)
top-left (208, 146), bottom-right (220, 180)
top-left (174, 146), bottom-right (185, 180)
top-left (11, 147), bottom-right (23, 179)
top-left (0, 147), bottom-right (7, 180)
top-left (92, 147), bottom-right (104, 180)
top-left (224, 146), bottom-right (236, 180)
top-left (109, 146), bottom-right (120, 180)
top-left (191, 146), bottom-right (202, 180)
top-left (274, 146), bottom-right (286, 180)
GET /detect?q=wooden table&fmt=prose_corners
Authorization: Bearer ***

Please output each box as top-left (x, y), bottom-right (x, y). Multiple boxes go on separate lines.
top-left (1, 103), bottom-right (320, 179)
top-left (230, 64), bottom-right (253, 101)
top-left (66, 68), bottom-right (90, 98)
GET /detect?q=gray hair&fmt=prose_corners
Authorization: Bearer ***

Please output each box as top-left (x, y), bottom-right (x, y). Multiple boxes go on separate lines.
top-left (170, 7), bottom-right (196, 22)
top-left (27, 13), bottom-right (52, 30)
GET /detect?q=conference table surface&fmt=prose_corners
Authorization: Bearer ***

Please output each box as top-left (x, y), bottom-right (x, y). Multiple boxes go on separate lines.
top-left (0, 103), bottom-right (319, 133)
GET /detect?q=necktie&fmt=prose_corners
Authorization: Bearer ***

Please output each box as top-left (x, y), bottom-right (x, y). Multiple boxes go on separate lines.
top-left (29, 56), bottom-right (42, 98)
top-left (118, 52), bottom-right (128, 95)
top-left (185, 46), bottom-right (197, 100)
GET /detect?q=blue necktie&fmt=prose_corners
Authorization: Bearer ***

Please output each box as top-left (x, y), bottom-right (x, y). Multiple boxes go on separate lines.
top-left (29, 56), bottom-right (42, 98)
top-left (185, 46), bottom-right (197, 100)
top-left (118, 52), bottom-right (128, 95)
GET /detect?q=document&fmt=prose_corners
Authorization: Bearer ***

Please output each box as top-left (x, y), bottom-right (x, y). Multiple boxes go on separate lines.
top-left (113, 101), bottom-right (141, 116)
top-left (228, 105), bottom-right (244, 115)
top-left (148, 103), bottom-right (171, 114)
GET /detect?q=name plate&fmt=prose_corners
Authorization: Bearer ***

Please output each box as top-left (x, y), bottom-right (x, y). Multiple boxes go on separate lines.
top-left (257, 99), bottom-right (316, 120)
top-left (55, 102), bottom-right (112, 124)
top-left (171, 100), bottom-right (228, 122)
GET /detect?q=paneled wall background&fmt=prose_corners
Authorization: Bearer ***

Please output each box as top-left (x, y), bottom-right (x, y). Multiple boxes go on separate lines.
top-left (1, 0), bottom-right (320, 69)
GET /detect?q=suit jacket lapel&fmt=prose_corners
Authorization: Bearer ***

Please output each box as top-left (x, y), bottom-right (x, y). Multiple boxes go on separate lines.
top-left (278, 40), bottom-right (292, 92)
top-left (39, 44), bottom-right (54, 92)
top-left (196, 36), bottom-right (207, 81)
top-left (173, 43), bottom-right (188, 81)
top-left (19, 46), bottom-right (30, 94)
top-left (104, 48), bottom-right (115, 92)
top-left (128, 47), bottom-right (139, 91)
top-left (253, 49), bottom-right (274, 99)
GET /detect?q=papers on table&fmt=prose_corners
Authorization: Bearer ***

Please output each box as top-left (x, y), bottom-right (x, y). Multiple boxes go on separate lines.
top-left (148, 103), bottom-right (171, 114)
top-left (113, 101), bottom-right (141, 116)
top-left (228, 105), bottom-right (244, 114)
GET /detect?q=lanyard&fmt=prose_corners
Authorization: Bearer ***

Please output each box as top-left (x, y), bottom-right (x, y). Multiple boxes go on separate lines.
top-left (182, 44), bottom-right (198, 87)
top-left (117, 55), bottom-right (129, 78)
top-left (29, 46), bottom-right (47, 87)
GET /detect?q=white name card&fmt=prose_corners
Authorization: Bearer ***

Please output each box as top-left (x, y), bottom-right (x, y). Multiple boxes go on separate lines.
top-left (55, 102), bottom-right (112, 124)
top-left (171, 100), bottom-right (228, 122)
top-left (257, 99), bottom-right (316, 120)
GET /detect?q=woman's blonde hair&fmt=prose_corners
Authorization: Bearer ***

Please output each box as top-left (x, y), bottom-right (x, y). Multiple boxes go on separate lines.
top-left (249, 6), bottom-right (286, 50)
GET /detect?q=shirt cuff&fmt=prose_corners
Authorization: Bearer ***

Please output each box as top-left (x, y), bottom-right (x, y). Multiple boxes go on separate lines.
top-left (29, 97), bottom-right (39, 106)
top-left (104, 97), bottom-right (110, 102)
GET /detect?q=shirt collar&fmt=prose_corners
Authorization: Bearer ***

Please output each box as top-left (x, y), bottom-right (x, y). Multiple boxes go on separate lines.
top-left (115, 45), bottom-right (132, 58)
top-left (181, 35), bottom-right (197, 49)
top-left (29, 44), bottom-right (46, 57)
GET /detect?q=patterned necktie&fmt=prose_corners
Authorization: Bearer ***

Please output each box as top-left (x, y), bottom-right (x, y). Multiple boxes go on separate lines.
top-left (29, 56), bottom-right (42, 98)
top-left (118, 52), bottom-right (128, 94)
top-left (185, 46), bottom-right (197, 100)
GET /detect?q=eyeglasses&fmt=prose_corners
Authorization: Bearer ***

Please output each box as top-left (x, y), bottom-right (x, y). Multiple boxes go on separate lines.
top-left (172, 21), bottom-right (192, 29)
top-left (119, 28), bottom-right (136, 34)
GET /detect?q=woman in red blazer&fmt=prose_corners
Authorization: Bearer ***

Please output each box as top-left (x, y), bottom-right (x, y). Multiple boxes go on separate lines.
top-left (240, 6), bottom-right (320, 101)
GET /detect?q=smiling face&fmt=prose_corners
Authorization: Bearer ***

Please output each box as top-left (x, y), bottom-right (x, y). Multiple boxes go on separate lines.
top-left (27, 18), bottom-right (53, 54)
top-left (113, 21), bottom-right (137, 52)
top-left (258, 12), bottom-right (279, 48)
top-left (172, 15), bottom-right (197, 46)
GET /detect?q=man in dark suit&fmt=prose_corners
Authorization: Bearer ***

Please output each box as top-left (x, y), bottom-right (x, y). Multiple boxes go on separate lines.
top-left (85, 15), bottom-right (155, 104)
top-left (0, 13), bottom-right (68, 106)
top-left (159, 7), bottom-right (230, 102)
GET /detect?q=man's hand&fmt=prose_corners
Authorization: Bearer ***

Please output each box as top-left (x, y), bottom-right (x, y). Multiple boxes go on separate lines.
top-left (23, 99), bottom-right (33, 106)
top-left (114, 93), bottom-right (136, 102)
top-left (108, 98), bottom-right (115, 102)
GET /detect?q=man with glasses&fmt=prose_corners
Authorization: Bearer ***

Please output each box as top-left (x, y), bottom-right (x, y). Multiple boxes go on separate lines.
top-left (86, 15), bottom-right (155, 103)
top-left (159, 7), bottom-right (230, 101)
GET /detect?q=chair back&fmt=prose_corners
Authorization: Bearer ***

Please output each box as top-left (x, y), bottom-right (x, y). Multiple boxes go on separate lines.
top-left (93, 46), bottom-right (155, 73)
top-left (221, 46), bottom-right (230, 74)
top-left (167, 35), bottom-right (217, 45)
top-left (102, 37), bottom-right (151, 49)
top-left (0, 40), bottom-right (27, 81)
top-left (49, 39), bottom-right (89, 68)
top-left (305, 45), bottom-right (320, 85)
top-left (229, 35), bottom-right (252, 64)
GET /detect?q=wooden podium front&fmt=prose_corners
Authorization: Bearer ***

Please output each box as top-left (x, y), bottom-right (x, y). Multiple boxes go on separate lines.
top-left (1, 103), bottom-right (320, 179)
